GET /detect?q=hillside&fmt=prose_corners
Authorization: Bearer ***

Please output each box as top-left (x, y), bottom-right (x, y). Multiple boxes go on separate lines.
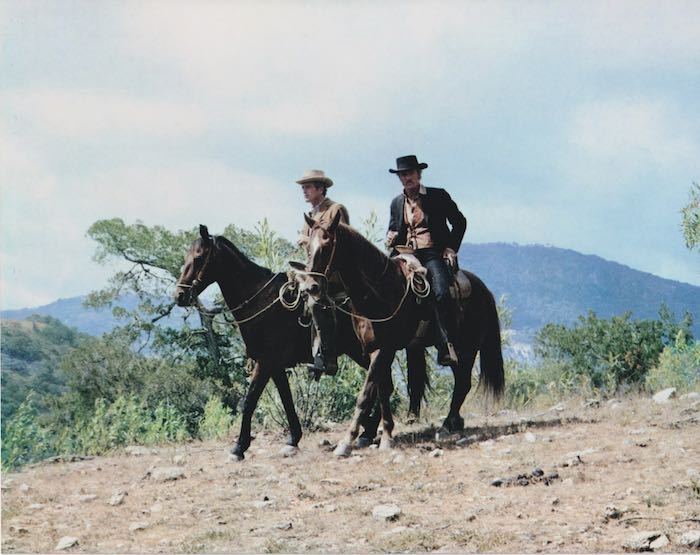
top-left (0, 316), bottom-right (84, 426)
top-left (2, 394), bottom-right (699, 553)
top-left (459, 243), bottom-right (700, 341)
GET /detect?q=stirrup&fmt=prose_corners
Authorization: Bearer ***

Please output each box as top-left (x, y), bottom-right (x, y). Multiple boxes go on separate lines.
top-left (437, 342), bottom-right (458, 366)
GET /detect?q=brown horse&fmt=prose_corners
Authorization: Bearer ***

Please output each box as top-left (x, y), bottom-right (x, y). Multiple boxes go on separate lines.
top-left (174, 225), bottom-right (428, 459)
top-left (297, 212), bottom-right (504, 456)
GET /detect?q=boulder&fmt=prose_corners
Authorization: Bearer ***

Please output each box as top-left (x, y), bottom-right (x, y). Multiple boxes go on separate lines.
top-left (372, 504), bottom-right (401, 521)
top-left (652, 388), bottom-right (677, 404)
top-left (55, 536), bottom-right (79, 550)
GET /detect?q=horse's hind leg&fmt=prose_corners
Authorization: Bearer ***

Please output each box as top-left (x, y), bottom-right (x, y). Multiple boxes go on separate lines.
top-left (443, 347), bottom-right (477, 432)
top-left (231, 361), bottom-right (271, 461)
top-left (357, 396), bottom-right (380, 448)
top-left (376, 349), bottom-right (396, 450)
top-left (271, 368), bottom-right (303, 450)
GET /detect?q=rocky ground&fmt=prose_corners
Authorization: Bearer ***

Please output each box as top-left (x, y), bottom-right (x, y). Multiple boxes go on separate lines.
top-left (2, 391), bottom-right (700, 554)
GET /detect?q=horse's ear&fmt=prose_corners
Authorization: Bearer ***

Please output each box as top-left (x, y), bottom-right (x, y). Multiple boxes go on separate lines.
top-left (289, 261), bottom-right (306, 271)
top-left (199, 224), bottom-right (211, 245)
top-left (304, 213), bottom-right (315, 228)
top-left (329, 210), bottom-right (342, 232)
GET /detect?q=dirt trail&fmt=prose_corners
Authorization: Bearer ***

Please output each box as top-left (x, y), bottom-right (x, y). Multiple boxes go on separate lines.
top-left (2, 395), bottom-right (699, 553)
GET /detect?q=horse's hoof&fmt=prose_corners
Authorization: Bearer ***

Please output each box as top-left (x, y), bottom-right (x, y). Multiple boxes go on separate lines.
top-left (442, 416), bottom-right (465, 432)
top-left (230, 443), bottom-right (245, 461)
top-left (334, 442), bottom-right (353, 458)
top-left (280, 445), bottom-right (299, 458)
top-left (379, 436), bottom-right (394, 450)
top-left (355, 437), bottom-right (373, 449)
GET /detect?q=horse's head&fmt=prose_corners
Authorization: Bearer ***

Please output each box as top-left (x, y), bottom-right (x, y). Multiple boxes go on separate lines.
top-left (175, 224), bottom-right (218, 307)
top-left (290, 211), bottom-right (342, 302)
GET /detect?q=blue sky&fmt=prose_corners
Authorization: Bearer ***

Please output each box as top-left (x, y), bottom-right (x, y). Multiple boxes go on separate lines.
top-left (1, 1), bottom-right (699, 310)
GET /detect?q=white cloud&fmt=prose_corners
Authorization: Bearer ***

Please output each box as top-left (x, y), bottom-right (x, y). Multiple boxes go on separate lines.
top-left (118, 2), bottom-right (524, 135)
top-left (561, 98), bottom-right (700, 194)
top-left (0, 89), bottom-right (208, 139)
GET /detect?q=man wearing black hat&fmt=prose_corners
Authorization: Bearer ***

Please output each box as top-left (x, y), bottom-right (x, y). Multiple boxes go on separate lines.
top-left (386, 155), bottom-right (467, 366)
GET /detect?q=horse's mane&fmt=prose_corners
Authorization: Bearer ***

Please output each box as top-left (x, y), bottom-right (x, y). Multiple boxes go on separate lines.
top-left (336, 223), bottom-right (393, 280)
top-left (215, 235), bottom-right (274, 277)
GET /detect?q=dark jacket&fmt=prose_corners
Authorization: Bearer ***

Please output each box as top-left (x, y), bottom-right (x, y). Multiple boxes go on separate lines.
top-left (388, 186), bottom-right (467, 253)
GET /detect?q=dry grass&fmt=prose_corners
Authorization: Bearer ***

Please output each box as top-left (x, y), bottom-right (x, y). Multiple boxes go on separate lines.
top-left (2, 394), bottom-right (699, 553)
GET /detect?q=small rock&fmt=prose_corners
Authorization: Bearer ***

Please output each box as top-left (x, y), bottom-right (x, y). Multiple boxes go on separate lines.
top-left (318, 439), bottom-right (332, 447)
top-left (681, 391), bottom-right (700, 401)
top-left (172, 454), bottom-right (186, 465)
top-left (274, 522), bottom-right (293, 530)
top-left (150, 467), bottom-right (185, 482)
top-left (9, 525), bottom-right (29, 534)
top-left (678, 530), bottom-right (700, 548)
top-left (325, 504), bottom-right (338, 513)
top-left (649, 535), bottom-right (669, 550)
top-left (456, 435), bottom-right (478, 446)
top-left (108, 491), bottom-right (127, 506)
top-left (19, 483), bottom-right (31, 493)
top-left (280, 445), bottom-right (299, 458)
top-left (55, 536), bottom-right (79, 550)
top-left (490, 478), bottom-right (505, 487)
top-left (604, 505), bottom-right (623, 521)
top-left (622, 531), bottom-right (662, 552)
top-left (429, 448), bottom-right (443, 458)
top-left (124, 446), bottom-right (151, 457)
top-left (523, 432), bottom-right (536, 442)
top-left (372, 504), bottom-right (401, 521)
top-left (78, 494), bottom-right (97, 503)
top-left (150, 503), bottom-right (163, 513)
top-left (253, 499), bottom-right (275, 509)
top-left (652, 387), bottom-right (677, 404)
top-left (532, 468), bottom-right (544, 477)
top-left (561, 478), bottom-right (574, 486)
top-left (385, 452), bottom-right (405, 465)
top-left (129, 522), bottom-right (148, 532)
top-left (27, 503), bottom-right (46, 511)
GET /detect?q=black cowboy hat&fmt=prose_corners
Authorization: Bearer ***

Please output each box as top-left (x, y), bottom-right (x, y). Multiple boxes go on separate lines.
top-left (388, 155), bottom-right (428, 174)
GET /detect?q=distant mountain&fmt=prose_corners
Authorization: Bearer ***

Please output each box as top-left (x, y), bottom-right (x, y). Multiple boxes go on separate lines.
top-left (2, 243), bottom-right (698, 342)
top-left (459, 243), bottom-right (700, 341)
top-left (1, 295), bottom-right (142, 336)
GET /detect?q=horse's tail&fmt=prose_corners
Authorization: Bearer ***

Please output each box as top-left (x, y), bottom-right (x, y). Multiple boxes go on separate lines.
top-left (406, 346), bottom-right (430, 415)
top-left (479, 285), bottom-right (505, 399)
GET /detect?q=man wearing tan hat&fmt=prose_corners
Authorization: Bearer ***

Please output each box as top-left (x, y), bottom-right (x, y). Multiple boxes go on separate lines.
top-left (295, 169), bottom-right (350, 377)
top-left (296, 169), bottom-right (349, 243)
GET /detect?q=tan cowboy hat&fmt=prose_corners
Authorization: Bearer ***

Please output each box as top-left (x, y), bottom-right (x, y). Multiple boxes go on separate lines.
top-left (295, 169), bottom-right (333, 187)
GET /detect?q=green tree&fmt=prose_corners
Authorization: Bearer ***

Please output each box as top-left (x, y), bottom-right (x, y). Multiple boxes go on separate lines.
top-left (681, 182), bottom-right (700, 251)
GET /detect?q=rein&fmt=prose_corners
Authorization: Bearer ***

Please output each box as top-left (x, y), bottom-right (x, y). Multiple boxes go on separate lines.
top-left (177, 236), bottom-right (305, 325)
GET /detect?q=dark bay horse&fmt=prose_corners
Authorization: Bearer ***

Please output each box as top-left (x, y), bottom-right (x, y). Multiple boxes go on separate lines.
top-left (297, 213), bottom-right (504, 456)
top-left (175, 225), bottom-right (428, 459)
top-left (175, 225), bottom-right (374, 459)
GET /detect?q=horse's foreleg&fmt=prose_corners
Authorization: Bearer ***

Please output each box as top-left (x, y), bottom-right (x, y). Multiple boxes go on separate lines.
top-left (271, 368), bottom-right (302, 449)
top-left (334, 350), bottom-right (381, 457)
top-left (443, 347), bottom-right (477, 432)
top-left (231, 361), bottom-right (271, 461)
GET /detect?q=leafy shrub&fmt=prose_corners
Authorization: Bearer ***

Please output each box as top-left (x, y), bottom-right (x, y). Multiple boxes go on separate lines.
top-left (645, 339), bottom-right (700, 393)
top-left (198, 396), bottom-right (235, 440)
top-left (534, 308), bottom-right (691, 392)
top-left (1, 393), bottom-right (52, 470)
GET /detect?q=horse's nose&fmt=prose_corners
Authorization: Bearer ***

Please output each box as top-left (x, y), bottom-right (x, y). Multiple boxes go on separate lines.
top-left (308, 282), bottom-right (320, 297)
